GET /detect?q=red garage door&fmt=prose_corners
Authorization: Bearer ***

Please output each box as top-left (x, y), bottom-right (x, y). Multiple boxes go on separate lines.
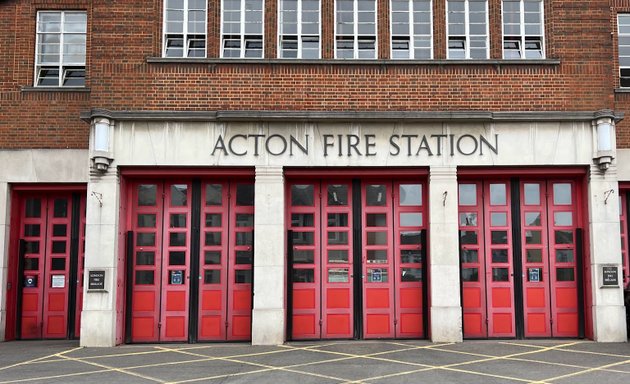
top-left (8, 191), bottom-right (85, 340)
top-left (288, 177), bottom-right (427, 340)
top-left (126, 179), bottom-right (253, 343)
top-left (459, 178), bottom-right (583, 338)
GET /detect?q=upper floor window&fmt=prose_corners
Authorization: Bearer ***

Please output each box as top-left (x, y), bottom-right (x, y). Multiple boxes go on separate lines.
top-left (35, 11), bottom-right (86, 87)
top-left (335, 0), bottom-right (377, 59)
top-left (279, 0), bottom-right (321, 58)
top-left (447, 0), bottom-right (488, 59)
top-left (163, 0), bottom-right (207, 58)
top-left (502, 0), bottom-right (544, 59)
top-left (390, 0), bottom-right (432, 59)
top-left (618, 15), bottom-right (630, 87)
top-left (222, 0), bottom-right (264, 58)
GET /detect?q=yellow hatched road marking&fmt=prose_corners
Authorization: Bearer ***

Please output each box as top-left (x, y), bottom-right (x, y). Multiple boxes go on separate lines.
top-left (531, 358), bottom-right (630, 383)
top-left (0, 346), bottom-right (82, 371)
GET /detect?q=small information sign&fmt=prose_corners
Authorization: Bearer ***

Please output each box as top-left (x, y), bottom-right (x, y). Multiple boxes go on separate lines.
top-left (88, 270), bottom-right (106, 291)
top-left (601, 266), bottom-right (619, 287)
top-left (51, 275), bottom-right (66, 288)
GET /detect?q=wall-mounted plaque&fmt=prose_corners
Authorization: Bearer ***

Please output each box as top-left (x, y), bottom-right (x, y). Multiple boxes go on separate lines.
top-left (601, 265), bottom-right (619, 288)
top-left (88, 270), bottom-right (106, 291)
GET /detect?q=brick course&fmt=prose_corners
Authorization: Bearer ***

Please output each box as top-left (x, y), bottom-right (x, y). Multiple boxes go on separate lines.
top-left (1, 0), bottom-right (625, 149)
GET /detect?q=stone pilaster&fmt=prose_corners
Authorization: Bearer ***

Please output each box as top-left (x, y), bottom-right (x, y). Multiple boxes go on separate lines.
top-left (80, 169), bottom-right (120, 347)
top-left (251, 166), bottom-right (286, 345)
top-left (429, 165), bottom-right (463, 342)
top-left (588, 164), bottom-right (628, 342)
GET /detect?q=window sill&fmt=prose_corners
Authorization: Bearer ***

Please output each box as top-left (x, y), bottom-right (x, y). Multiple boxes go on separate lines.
top-left (146, 57), bottom-right (560, 66)
top-left (21, 86), bottom-right (90, 92)
top-left (615, 88), bottom-right (630, 93)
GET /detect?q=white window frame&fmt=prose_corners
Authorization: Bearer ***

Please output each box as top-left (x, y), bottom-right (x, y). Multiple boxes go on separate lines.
top-left (446, 0), bottom-right (488, 59)
top-left (162, 0), bottom-right (207, 58)
top-left (501, 0), bottom-right (545, 59)
top-left (334, 0), bottom-right (378, 59)
top-left (278, 0), bottom-right (321, 59)
top-left (34, 11), bottom-right (87, 87)
top-left (221, 0), bottom-right (265, 58)
top-left (390, 0), bottom-right (433, 60)
top-left (618, 14), bottom-right (630, 87)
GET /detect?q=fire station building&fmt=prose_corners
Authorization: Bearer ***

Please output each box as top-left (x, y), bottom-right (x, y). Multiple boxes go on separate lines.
top-left (0, 0), bottom-right (629, 347)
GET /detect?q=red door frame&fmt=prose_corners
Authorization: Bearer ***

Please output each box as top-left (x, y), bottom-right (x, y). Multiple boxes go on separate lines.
top-left (458, 168), bottom-right (587, 339)
top-left (362, 181), bottom-right (395, 338)
top-left (122, 169), bottom-right (255, 343)
top-left (547, 180), bottom-right (581, 337)
top-left (285, 169), bottom-right (428, 340)
top-left (5, 185), bottom-right (86, 341)
top-left (459, 182), bottom-right (487, 338)
top-left (520, 180), bottom-right (552, 337)
top-left (484, 181), bottom-right (515, 337)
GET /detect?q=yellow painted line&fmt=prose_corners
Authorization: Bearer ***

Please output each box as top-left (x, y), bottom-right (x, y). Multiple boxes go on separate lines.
top-left (0, 346), bottom-right (82, 371)
top-left (558, 346), bottom-right (630, 359)
top-left (0, 368), bottom-right (113, 383)
top-left (531, 358), bottom-right (630, 383)
top-left (58, 354), bottom-right (166, 383)
top-left (164, 355), bottom-right (349, 384)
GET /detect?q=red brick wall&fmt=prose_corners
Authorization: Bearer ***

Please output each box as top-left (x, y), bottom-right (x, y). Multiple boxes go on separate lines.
top-left (1, 0), bottom-right (621, 149)
top-left (0, 0), bottom-right (90, 149)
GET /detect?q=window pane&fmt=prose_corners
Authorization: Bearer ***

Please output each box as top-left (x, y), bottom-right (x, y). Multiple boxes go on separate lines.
top-left (460, 213), bottom-right (477, 226)
top-left (367, 213), bottom-right (386, 227)
top-left (171, 184), bottom-right (188, 206)
top-left (524, 183), bottom-right (540, 205)
top-left (459, 184), bottom-right (477, 205)
top-left (236, 184), bottom-right (254, 206)
top-left (556, 267), bottom-right (575, 282)
top-left (206, 184), bottom-right (222, 205)
top-left (460, 230), bottom-right (478, 244)
top-left (490, 184), bottom-right (507, 205)
top-left (205, 214), bottom-right (222, 227)
top-left (492, 249), bottom-right (509, 263)
top-left (492, 267), bottom-right (509, 281)
top-left (293, 231), bottom-right (314, 245)
top-left (138, 185), bottom-right (157, 206)
top-left (553, 183), bottom-right (572, 205)
top-left (401, 268), bottom-right (422, 282)
top-left (294, 250), bottom-right (315, 264)
top-left (328, 213), bottom-right (349, 227)
top-left (525, 212), bottom-right (541, 226)
top-left (461, 249), bottom-right (478, 263)
top-left (401, 249), bottom-right (423, 263)
top-left (400, 212), bottom-right (422, 227)
top-left (491, 212), bottom-right (507, 227)
top-left (328, 185), bottom-right (348, 206)
top-left (554, 212), bottom-right (573, 226)
top-left (138, 214), bottom-right (157, 228)
top-left (204, 251), bottom-right (221, 265)
top-left (366, 185), bottom-right (387, 206)
top-left (292, 213), bottom-right (314, 227)
top-left (204, 270), bottom-right (221, 284)
top-left (526, 248), bottom-right (542, 262)
top-left (400, 184), bottom-right (422, 206)
top-left (328, 231), bottom-right (348, 245)
top-left (292, 185), bottom-right (314, 206)
top-left (491, 230), bottom-right (508, 244)
top-left (462, 267), bottom-right (479, 281)
top-left (293, 268), bottom-right (314, 282)
top-left (328, 250), bottom-right (348, 263)
top-left (367, 250), bottom-right (387, 263)
top-left (135, 251), bottom-right (154, 265)
top-left (525, 230), bottom-right (542, 244)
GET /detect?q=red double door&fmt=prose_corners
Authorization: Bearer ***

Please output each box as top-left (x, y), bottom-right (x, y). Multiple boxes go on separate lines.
top-left (8, 191), bottom-right (85, 340)
top-left (127, 179), bottom-right (254, 342)
top-left (459, 179), bottom-right (583, 338)
top-left (288, 178), bottom-right (427, 340)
